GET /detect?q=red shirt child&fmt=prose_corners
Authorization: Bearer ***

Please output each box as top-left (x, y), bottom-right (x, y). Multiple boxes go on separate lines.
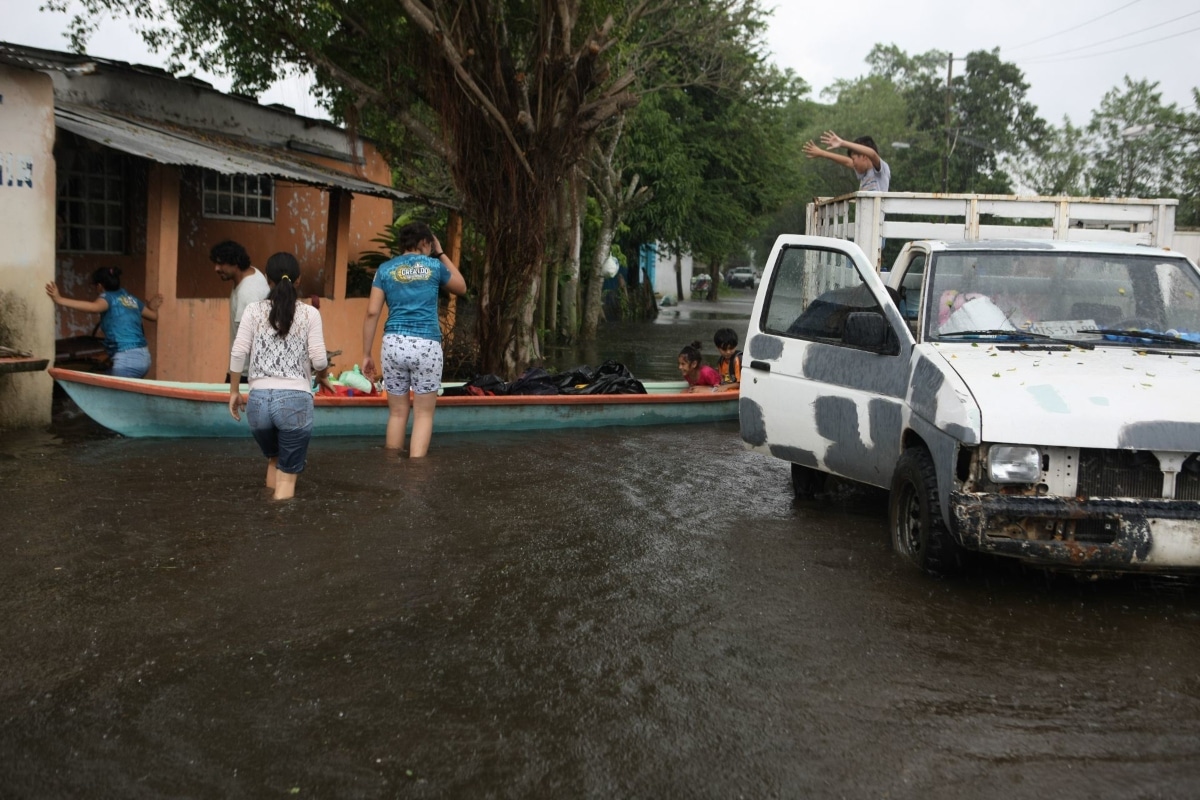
top-left (677, 340), bottom-right (721, 393)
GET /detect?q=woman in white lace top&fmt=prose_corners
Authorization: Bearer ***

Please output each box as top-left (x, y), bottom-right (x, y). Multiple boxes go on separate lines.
top-left (228, 252), bottom-right (333, 500)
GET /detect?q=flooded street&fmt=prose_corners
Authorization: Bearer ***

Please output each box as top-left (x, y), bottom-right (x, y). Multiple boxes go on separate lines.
top-left (4, 293), bottom-right (1200, 798)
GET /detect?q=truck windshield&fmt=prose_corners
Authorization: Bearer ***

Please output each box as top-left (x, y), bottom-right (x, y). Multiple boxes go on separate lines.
top-left (925, 250), bottom-right (1200, 346)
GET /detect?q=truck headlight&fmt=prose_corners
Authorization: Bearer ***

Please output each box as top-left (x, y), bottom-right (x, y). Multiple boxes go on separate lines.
top-left (988, 445), bottom-right (1041, 483)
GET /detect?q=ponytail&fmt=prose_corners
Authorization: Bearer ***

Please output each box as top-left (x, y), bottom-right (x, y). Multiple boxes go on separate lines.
top-left (264, 252), bottom-right (301, 337)
top-left (679, 340), bottom-right (703, 367)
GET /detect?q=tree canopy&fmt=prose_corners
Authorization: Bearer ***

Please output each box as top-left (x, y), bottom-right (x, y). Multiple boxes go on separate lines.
top-left (54, 0), bottom-right (778, 375)
top-left (42, 5), bottom-right (1200, 371)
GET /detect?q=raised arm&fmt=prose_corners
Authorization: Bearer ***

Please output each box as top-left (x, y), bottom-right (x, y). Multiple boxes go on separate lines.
top-left (803, 139), bottom-right (853, 168)
top-left (430, 234), bottom-right (467, 296)
top-left (821, 130), bottom-right (881, 170)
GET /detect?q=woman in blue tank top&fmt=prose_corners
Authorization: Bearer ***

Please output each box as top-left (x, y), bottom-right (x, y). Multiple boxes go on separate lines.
top-left (46, 266), bottom-right (163, 378)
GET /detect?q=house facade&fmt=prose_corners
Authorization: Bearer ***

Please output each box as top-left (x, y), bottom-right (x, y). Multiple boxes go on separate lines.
top-left (0, 41), bottom-right (421, 431)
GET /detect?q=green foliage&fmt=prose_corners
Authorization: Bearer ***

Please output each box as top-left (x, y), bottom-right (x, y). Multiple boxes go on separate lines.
top-left (865, 46), bottom-right (1046, 193)
top-left (1180, 92), bottom-right (1200, 227)
top-left (803, 73), bottom-right (917, 195)
top-left (620, 66), bottom-right (807, 278)
top-left (1017, 117), bottom-right (1089, 196)
top-left (1086, 78), bottom-right (1192, 201)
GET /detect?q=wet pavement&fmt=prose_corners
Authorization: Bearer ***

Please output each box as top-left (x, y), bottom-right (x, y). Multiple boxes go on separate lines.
top-left (4, 292), bottom-right (1200, 798)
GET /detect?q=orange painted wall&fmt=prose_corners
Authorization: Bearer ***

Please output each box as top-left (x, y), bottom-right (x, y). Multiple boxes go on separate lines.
top-left (52, 140), bottom-right (397, 382)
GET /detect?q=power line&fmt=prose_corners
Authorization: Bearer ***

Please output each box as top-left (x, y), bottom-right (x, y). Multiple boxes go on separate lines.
top-left (1004, 0), bottom-right (1143, 52)
top-left (1018, 22), bottom-right (1200, 65)
top-left (1015, 9), bottom-right (1200, 62)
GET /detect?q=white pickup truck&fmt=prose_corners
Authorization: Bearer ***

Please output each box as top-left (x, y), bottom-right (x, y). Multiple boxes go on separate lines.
top-left (740, 193), bottom-right (1200, 576)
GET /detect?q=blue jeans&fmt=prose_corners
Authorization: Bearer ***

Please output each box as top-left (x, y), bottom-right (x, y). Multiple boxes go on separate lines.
top-left (110, 347), bottom-right (151, 378)
top-left (247, 389), bottom-right (315, 474)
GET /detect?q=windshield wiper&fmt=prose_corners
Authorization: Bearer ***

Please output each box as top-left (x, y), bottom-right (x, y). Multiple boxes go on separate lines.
top-left (1084, 328), bottom-right (1200, 347)
top-left (937, 329), bottom-right (1094, 350)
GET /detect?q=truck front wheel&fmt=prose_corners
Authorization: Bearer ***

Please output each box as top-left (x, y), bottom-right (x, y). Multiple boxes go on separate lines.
top-left (889, 447), bottom-right (964, 575)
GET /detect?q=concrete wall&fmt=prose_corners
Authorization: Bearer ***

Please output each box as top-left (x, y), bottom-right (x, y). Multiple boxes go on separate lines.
top-left (652, 246), bottom-right (706, 304)
top-left (0, 65), bottom-right (56, 431)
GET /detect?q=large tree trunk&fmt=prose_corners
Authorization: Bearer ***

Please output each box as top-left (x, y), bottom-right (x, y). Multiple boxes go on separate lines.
top-left (706, 258), bottom-right (722, 301)
top-left (581, 202), bottom-right (615, 340)
top-left (405, 2), bottom-right (641, 377)
top-left (675, 252), bottom-right (684, 301)
top-left (558, 167), bottom-right (584, 343)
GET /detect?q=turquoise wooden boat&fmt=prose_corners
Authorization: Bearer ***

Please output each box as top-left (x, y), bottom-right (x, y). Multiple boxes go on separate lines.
top-left (50, 367), bottom-right (739, 438)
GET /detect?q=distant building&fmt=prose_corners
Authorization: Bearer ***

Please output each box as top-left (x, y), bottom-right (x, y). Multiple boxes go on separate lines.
top-left (0, 41), bottom-right (409, 430)
top-left (647, 245), bottom-right (708, 305)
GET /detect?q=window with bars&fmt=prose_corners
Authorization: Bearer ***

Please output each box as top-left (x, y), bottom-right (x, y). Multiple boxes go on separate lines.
top-left (202, 172), bottom-right (275, 221)
top-left (57, 149), bottom-right (126, 253)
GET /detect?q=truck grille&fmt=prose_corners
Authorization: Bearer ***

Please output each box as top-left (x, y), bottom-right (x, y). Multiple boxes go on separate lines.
top-left (1076, 450), bottom-right (1200, 499)
top-left (1176, 456), bottom-right (1200, 501)
top-left (1077, 449), bottom-right (1162, 499)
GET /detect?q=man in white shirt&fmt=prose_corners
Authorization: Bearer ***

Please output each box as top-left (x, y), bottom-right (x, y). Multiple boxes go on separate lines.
top-left (210, 239), bottom-right (270, 382)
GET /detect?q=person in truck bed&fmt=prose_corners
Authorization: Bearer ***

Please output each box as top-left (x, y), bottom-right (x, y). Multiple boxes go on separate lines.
top-left (803, 131), bottom-right (891, 192)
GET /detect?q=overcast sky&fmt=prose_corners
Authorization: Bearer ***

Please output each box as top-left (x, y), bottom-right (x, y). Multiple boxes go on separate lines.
top-left (3, 0), bottom-right (1197, 125)
top-left (765, 0), bottom-right (1199, 124)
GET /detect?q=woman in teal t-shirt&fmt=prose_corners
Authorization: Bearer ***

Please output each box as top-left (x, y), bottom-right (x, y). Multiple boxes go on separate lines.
top-left (361, 222), bottom-right (467, 457)
top-left (46, 266), bottom-right (163, 378)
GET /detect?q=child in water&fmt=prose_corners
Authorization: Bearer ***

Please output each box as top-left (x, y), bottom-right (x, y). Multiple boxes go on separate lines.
top-left (678, 340), bottom-right (721, 393)
top-left (714, 327), bottom-right (742, 391)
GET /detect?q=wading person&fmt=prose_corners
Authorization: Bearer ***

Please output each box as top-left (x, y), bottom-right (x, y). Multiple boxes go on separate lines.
top-left (46, 266), bottom-right (163, 378)
top-left (361, 222), bottom-right (467, 457)
top-left (228, 252), bottom-right (332, 500)
top-left (211, 239), bottom-right (269, 382)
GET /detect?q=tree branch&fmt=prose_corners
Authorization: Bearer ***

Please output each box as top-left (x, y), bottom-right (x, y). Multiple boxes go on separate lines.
top-left (398, 0), bottom-right (536, 181)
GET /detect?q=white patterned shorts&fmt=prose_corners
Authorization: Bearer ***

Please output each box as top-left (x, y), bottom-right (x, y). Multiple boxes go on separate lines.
top-left (381, 333), bottom-right (443, 395)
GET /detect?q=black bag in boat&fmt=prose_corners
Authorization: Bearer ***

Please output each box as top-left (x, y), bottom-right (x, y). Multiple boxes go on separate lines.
top-left (507, 367), bottom-right (562, 396)
top-left (441, 373), bottom-right (510, 397)
top-left (558, 361), bottom-right (646, 395)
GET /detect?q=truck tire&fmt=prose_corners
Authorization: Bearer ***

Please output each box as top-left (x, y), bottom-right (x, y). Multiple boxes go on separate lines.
top-left (889, 447), bottom-right (964, 575)
top-left (791, 463), bottom-right (827, 499)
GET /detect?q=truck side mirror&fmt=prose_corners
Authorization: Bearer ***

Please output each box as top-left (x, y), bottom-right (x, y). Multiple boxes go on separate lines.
top-left (844, 312), bottom-right (899, 355)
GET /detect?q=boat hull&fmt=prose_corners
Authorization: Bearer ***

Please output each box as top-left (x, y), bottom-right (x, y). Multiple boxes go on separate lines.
top-left (50, 368), bottom-right (738, 438)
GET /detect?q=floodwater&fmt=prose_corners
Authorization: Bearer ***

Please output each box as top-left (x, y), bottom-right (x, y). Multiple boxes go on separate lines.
top-left (542, 294), bottom-right (754, 381)
top-left (4, 291), bottom-right (1200, 798)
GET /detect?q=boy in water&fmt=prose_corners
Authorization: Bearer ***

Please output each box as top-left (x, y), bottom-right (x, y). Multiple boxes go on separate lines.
top-left (714, 327), bottom-right (742, 391)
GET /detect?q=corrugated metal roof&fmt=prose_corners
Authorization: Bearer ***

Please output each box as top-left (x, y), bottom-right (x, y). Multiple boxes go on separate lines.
top-left (54, 103), bottom-right (410, 201)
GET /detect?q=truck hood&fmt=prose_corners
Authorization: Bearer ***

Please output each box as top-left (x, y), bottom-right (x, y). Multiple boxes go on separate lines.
top-left (932, 343), bottom-right (1200, 450)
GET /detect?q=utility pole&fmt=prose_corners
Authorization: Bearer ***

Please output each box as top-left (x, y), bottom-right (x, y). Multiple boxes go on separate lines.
top-left (942, 52), bottom-right (953, 194)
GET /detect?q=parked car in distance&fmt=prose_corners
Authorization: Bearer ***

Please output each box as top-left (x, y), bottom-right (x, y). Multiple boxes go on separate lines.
top-left (726, 267), bottom-right (760, 289)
